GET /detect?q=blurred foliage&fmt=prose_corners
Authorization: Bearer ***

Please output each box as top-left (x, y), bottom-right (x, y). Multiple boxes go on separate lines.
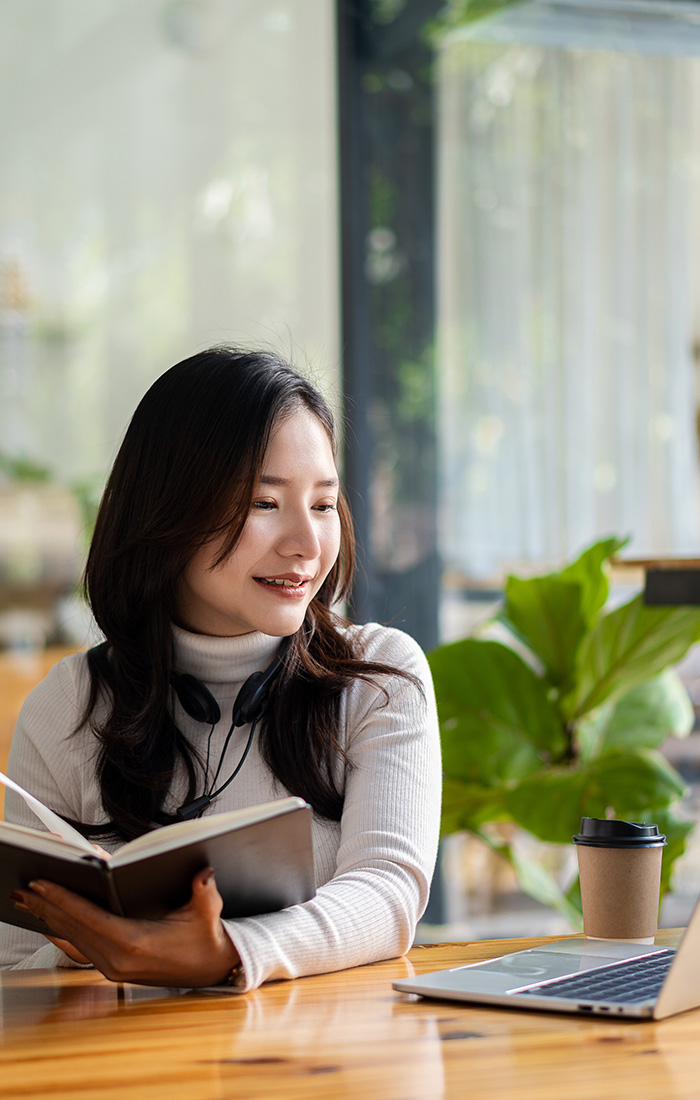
top-left (0, 451), bottom-right (51, 483)
top-left (0, 449), bottom-right (101, 552)
top-left (69, 477), bottom-right (102, 549)
top-left (430, 537), bottom-right (700, 925)
top-left (426, 0), bottom-right (522, 42)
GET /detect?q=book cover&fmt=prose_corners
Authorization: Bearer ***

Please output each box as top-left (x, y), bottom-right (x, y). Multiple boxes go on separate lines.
top-left (0, 782), bottom-right (316, 934)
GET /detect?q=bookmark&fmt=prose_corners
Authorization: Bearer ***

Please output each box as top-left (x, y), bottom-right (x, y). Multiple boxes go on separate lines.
top-left (0, 770), bottom-right (96, 854)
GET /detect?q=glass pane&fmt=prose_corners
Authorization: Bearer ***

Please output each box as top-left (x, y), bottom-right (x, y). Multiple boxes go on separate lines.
top-left (437, 1), bottom-right (700, 590)
top-left (0, 0), bottom-right (339, 487)
top-left (0, 0), bottom-right (338, 649)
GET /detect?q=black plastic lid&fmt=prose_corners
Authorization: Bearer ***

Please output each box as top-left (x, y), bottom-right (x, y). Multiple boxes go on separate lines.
top-left (573, 817), bottom-right (667, 848)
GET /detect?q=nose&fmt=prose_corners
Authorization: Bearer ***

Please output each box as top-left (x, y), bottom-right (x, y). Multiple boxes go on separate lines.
top-left (277, 509), bottom-right (321, 560)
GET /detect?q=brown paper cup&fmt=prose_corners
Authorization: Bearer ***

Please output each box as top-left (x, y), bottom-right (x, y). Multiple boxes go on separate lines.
top-left (576, 844), bottom-right (662, 942)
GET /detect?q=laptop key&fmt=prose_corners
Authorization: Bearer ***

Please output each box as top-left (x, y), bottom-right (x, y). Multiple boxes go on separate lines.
top-left (519, 950), bottom-right (675, 1004)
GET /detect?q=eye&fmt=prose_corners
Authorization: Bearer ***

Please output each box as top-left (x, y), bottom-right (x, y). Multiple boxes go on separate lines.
top-left (313, 502), bottom-right (338, 513)
top-left (252, 500), bottom-right (277, 511)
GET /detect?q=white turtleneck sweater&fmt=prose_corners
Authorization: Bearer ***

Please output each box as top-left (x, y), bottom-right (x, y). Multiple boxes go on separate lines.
top-left (0, 623), bottom-right (441, 991)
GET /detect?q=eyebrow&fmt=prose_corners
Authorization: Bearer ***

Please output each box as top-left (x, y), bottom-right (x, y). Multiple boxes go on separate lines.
top-left (259, 475), bottom-right (339, 488)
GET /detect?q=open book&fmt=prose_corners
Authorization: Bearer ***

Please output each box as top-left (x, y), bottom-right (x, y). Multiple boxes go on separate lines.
top-left (0, 771), bottom-right (316, 935)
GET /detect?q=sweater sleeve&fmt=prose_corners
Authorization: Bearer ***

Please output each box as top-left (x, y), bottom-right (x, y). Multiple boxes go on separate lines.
top-left (0, 657), bottom-right (98, 971)
top-left (214, 626), bottom-right (442, 992)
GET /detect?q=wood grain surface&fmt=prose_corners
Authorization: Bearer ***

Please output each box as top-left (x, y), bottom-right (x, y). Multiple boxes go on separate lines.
top-left (1, 653), bottom-right (698, 1097)
top-left (0, 931), bottom-right (695, 1100)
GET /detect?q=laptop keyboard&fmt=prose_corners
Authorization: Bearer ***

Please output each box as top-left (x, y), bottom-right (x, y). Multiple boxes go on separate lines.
top-left (519, 949), bottom-right (676, 1004)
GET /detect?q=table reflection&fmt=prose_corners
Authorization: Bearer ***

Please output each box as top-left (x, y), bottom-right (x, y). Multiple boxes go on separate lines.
top-left (0, 957), bottom-right (447, 1100)
top-left (0, 970), bottom-right (184, 1029)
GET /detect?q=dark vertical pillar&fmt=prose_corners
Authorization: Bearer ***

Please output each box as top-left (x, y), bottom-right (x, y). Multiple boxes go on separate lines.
top-left (335, 0), bottom-right (441, 652)
top-left (336, 2), bottom-right (374, 625)
top-left (336, 0), bottom-right (445, 923)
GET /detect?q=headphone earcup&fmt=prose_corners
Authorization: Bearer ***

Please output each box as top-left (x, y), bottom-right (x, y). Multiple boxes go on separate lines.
top-left (233, 670), bottom-right (267, 727)
top-left (231, 646), bottom-right (287, 726)
top-left (171, 672), bottom-right (222, 726)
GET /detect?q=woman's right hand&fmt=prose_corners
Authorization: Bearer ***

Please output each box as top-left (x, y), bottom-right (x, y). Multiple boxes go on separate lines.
top-left (12, 866), bottom-right (241, 987)
top-left (46, 936), bottom-right (92, 965)
top-left (38, 840), bottom-right (108, 963)
top-left (42, 840), bottom-right (111, 964)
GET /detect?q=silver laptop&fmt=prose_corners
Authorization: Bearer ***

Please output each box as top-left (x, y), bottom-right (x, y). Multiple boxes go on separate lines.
top-left (394, 896), bottom-right (700, 1020)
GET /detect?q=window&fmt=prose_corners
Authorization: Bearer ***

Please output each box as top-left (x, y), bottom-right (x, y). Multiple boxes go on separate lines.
top-left (437, 0), bottom-right (700, 594)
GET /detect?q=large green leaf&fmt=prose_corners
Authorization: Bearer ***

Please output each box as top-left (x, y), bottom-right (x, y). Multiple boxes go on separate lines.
top-left (429, 638), bottom-right (567, 786)
top-left (574, 671), bottom-right (693, 762)
top-left (562, 595), bottom-right (700, 720)
top-left (575, 704), bottom-right (614, 763)
top-left (504, 749), bottom-right (687, 845)
top-left (590, 749), bottom-right (687, 817)
top-left (504, 768), bottom-right (591, 844)
top-left (644, 806), bottom-right (695, 900)
top-left (500, 575), bottom-right (587, 692)
top-left (441, 778), bottom-right (507, 835)
top-left (598, 670), bottom-right (694, 754)
top-left (499, 536), bottom-right (628, 693)
top-left (559, 535), bottom-right (629, 625)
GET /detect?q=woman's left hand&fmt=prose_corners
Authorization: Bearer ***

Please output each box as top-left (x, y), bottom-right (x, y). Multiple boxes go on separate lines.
top-left (11, 867), bottom-right (241, 987)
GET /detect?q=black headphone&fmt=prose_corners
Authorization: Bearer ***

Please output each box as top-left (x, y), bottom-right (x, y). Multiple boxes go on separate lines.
top-left (171, 637), bottom-right (291, 819)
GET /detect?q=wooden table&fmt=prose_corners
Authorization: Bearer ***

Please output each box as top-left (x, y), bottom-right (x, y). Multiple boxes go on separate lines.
top-left (0, 931), bottom-right (697, 1100)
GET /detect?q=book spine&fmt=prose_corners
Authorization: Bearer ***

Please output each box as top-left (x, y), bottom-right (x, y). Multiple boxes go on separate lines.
top-left (82, 855), bottom-right (125, 917)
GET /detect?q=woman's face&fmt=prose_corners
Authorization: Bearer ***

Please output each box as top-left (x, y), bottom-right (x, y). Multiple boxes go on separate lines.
top-left (177, 407), bottom-right (342, 637)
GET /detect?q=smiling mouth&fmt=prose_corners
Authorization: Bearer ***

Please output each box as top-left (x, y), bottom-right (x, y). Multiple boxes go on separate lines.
top-left (256, 578), bottom-right (307, 588)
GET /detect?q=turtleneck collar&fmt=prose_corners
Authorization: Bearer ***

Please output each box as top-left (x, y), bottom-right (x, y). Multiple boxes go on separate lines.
top-left (171, 624), bottom-right (283, 684)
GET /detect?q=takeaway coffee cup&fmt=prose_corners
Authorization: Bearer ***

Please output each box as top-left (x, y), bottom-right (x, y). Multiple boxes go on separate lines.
top-left (573, 817), bottom-right (667, 943)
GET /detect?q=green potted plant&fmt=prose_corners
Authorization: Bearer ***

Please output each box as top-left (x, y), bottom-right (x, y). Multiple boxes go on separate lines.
top-left (430, 537), bottom-right (700, 925)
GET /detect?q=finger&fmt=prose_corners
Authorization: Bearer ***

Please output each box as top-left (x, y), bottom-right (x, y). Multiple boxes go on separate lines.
top-left (14, 884), bottom-right (134, 979)
top-left (14, 881), bottom-right (121, 941)
top-left (21, 880), bottom-right (111, 921)
top-left (176, 867), bottom-right (223, 924)
top-left (45, 935), bottom-right (92, 966)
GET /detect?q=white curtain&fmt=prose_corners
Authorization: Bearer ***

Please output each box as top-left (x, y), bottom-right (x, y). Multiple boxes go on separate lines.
top-left (437, 3), bottom-right (700, 580)
top-left (0, 0), bottom-right (339, 486)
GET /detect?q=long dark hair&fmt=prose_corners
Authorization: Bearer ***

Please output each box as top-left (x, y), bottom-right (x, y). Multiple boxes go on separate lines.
top-left (79, 346), bottom-right (404, 841)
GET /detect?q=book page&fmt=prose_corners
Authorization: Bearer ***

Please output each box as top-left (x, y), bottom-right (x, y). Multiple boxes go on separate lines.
top-left (0, 770), bottom-right (97, 854)
top-left (112, 796), bottom-right (308, 865)
top-left (0, 818), bottom-right (104, 861)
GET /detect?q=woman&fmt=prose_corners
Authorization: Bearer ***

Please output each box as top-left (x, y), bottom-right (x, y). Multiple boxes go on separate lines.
top-left (1, 346), bottom-right (441, 991)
